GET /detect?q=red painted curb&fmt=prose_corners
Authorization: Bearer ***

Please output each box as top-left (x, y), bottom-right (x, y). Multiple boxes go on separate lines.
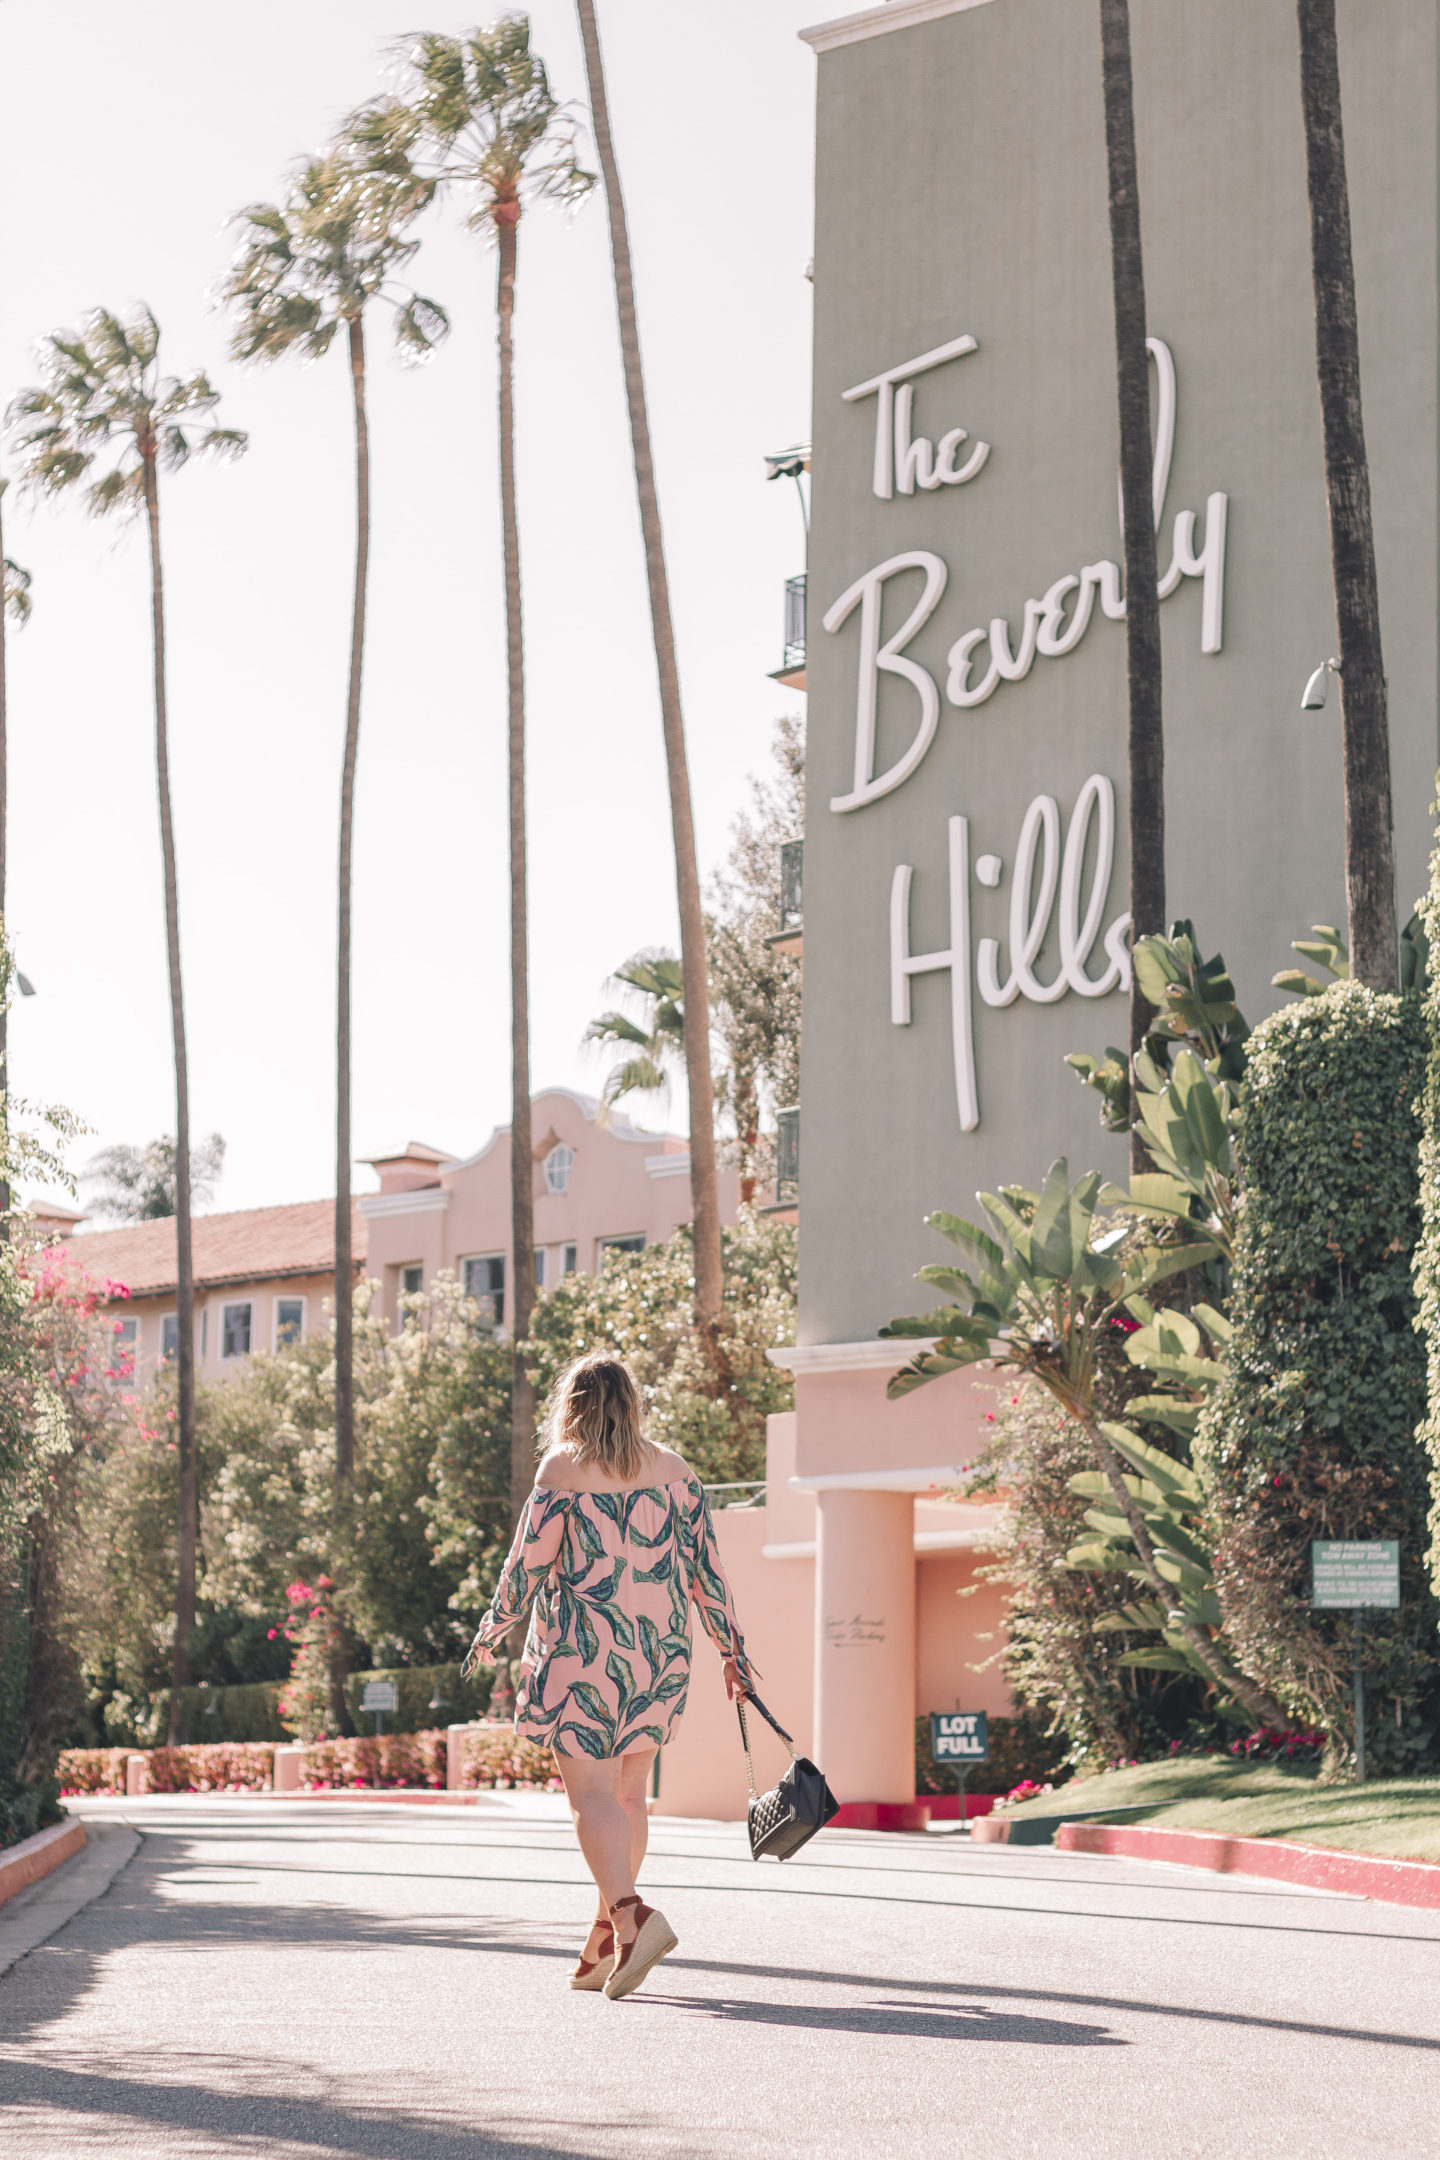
top-left (829, 1801), bottom-right (932, 1833)
top-left (0, 1819), bottom-right (86, 1910)
top-left (923, 1794), bottom-right (997, 1821)
top-left (1057, 1820), bottom-right (1440, 1909)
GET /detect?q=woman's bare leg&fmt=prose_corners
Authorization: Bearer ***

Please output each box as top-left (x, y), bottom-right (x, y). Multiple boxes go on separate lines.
top-left (618, 1747), bottom-right (654, 1885)
top-left (557, 1752), bottom-right (641, 1948)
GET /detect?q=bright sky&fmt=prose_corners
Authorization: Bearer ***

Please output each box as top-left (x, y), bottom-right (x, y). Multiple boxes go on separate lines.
top-left (2, 0), bottom-right (818, 1213)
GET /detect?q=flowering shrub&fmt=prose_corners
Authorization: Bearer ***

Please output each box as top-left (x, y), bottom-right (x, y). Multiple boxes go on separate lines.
top-left (57, 1747), bottom-right (132, 1796)
top-left (57, 1743), bottom-right (277, 1793)
top-left (145, 1744), bottom-right (276, 1792)
top-left (1228, 1728), bottom-right (1325, 1764)
top-left (302, 1732), bottom-right (449, 1789)
top-left (459, 1722), bottom-right (559, 1791)
top-left (992, 1778), bottom-right (1054, 1813)
top-left (274, 1576), bottom-right (347, 1741)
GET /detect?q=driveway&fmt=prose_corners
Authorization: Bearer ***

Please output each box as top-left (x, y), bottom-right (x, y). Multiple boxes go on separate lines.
top-left (0, 1792), bottom-right (1436, 2157)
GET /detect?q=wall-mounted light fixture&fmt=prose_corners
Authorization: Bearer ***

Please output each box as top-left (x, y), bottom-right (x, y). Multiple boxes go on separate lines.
top-left (1301, 656), bottom-right (1341, 710)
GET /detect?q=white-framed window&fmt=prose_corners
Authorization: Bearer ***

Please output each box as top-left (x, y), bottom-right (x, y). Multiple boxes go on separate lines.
top-left (463, 1254), bottom-right (505, 1327)
top-left (275, 1296), bottom-right (305, 1350)
top-left (400, 1264), bottom-right (423, 1298)
top-left (200, 1306), bottom-right (208, 1359)
top-left (160, 1314), bottom-right (179, 1364)
top-left (543, 1142), bottom-right (574, 1194)
top-left (598, 1234), bottom-right (645, 1265)
top-left (110, 1316), bottom-right (139, 1387)
top-left (562, 1244), bottom-right (578, 1276)
top-left (221, 1301), bottom-right (252, 1360)
top-left (533, 1248), bottom-right (546, 1290)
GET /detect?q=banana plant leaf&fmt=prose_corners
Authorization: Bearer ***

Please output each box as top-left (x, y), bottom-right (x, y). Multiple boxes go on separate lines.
top-left (1100, 1422), bottom-right (1205, 1505)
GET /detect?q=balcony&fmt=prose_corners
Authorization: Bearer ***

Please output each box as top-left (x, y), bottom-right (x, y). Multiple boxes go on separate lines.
top-left (774, 1106), bottom-right (799, 1214)
top-left (767, 838), bottom-right (803, 958)
top-left (770, 573), bottom-right (807, 691)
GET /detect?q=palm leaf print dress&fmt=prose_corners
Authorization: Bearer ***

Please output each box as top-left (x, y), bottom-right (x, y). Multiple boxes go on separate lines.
top-left (469, 1474), bottom-right (756, 1758)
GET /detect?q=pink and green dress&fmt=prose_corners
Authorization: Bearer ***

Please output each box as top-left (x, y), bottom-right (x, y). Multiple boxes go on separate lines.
top-left (469, 1473), bottom-right (756, 1759)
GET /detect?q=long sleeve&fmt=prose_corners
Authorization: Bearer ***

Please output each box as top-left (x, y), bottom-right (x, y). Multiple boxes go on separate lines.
top-left (688, 1486), bottom-right (758, 1686)
top-left (466, 1488), bottom-right (568, 1668)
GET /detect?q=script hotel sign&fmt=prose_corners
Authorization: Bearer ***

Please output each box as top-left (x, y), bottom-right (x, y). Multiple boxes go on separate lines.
top-left (823, 334), bottom-right (1229, 1131)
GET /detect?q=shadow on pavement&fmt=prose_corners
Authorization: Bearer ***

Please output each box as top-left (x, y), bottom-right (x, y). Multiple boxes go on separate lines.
top-left (648, 1994), bottom-right (1125, 2045)
top-left (0, 2060), bottom-right (629, 2160)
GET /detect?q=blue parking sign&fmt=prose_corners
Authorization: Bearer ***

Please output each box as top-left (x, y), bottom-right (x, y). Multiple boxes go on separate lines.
top-left (930, 1711), bottom-right (988, 1763)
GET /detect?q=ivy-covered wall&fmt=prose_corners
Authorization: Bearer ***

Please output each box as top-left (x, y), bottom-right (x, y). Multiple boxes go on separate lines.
top-left (1197, 982), bottom-right (1438, 1769)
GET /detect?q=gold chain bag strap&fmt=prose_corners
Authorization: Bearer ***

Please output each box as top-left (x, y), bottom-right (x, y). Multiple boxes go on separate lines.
top-left (736, 1689), bottom-right (841, 1861)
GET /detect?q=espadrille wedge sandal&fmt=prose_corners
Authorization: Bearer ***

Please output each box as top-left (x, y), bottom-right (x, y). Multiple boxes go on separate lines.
top-left (603, 1895), bottom-right (678, 2001)
top-left (569, 1923), bottom-right (615, 1992)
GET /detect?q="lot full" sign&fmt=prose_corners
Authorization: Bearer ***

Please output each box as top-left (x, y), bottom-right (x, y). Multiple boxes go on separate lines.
top-left (930, 1711), bottom-right (988, 1764)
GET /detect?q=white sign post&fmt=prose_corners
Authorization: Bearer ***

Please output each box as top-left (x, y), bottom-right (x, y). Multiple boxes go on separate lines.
top-left (1311, 1543), bottom-right (1400, 1782)
top-left (361, 1679), bottom-right (398, 1738)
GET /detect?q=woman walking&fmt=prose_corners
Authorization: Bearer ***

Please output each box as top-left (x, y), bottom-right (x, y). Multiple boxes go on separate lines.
top-left (467, 1352), bottom-right (754, 2000)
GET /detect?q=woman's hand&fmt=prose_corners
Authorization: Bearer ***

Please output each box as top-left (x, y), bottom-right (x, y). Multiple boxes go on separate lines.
top-left (721, 1655), bottom-right (749, 1702)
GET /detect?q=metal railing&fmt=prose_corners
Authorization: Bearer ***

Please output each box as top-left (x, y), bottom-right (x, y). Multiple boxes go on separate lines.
top-left (782, 573), bottom-right (806, 672)
top-left (779, 839), bottom-right (802, 935)
top-left (776, 1107), bottom-right (799, 1200)
top-left (703, 1480), bottom-right (767, 1509)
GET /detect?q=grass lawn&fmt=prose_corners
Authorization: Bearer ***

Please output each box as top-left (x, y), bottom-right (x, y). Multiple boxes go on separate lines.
top-left (1004, 1755), bottom-right (1440, 1864)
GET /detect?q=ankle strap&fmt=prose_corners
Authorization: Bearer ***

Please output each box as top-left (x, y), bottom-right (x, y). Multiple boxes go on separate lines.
top-left (609, 1894), bottom-right (642, 1915)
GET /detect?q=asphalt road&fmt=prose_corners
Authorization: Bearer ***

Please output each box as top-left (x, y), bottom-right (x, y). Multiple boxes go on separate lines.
top-left (0, 1791), bottom-right (1437, 2159)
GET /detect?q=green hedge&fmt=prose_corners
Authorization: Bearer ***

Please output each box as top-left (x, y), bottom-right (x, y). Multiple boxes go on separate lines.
top-left (140, 1662), bottom-right (495, 1745)
top-left (340, 1662), bottom-right (493, 1736)
top-left (1414, 826), bottom-right (1440, 1602)
top-left (1197, 982), bottom-right (1439, 1768)
top-left (914, 1712), bottom-right (1071, 1798)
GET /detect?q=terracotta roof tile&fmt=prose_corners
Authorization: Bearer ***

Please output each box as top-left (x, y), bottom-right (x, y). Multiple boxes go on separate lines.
top-left (59, 1199), bottom-right (368, 1298)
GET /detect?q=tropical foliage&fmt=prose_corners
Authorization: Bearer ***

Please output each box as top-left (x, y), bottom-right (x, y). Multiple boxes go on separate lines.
top-left (8, 300), bottom-right (247, 1740)
top-left (81, 1134), bottom-right (226, 1223)
top-left (585, 952), bottom-right (686, 1115)
top-left (706, 713), bottom-right (804, 1202)
top-left (883, 1158), bottom-right (1289, 1727)
top-left (1198, 981), bottom-right (1437, 1769)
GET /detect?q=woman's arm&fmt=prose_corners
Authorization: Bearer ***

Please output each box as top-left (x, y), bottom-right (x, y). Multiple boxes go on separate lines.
top-left (464, 1488), bottom-right (568, 1671)
top-left (688, 1484), bottom-right (758, 1694)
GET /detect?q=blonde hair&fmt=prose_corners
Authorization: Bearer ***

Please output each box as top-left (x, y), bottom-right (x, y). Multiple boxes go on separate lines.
top-left (540, 1352), bottom-right (648, 1483)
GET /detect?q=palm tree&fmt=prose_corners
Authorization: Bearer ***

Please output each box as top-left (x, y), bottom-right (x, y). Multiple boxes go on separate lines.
top-left (574, 0), bottom-right (725, 1327)
top-left (355, 23), bottom-right (593, 1526)
top-left (223, 149), bottom-right (447, 1501)
top-left (1295, 0), bottom-right (1396, 989)
top-left (1098, 0), bottom-right (1164, 1175)
top-left (8, 308), bottom-right (245, 1740)
top-left (585, 950), bottom-right (684, 1115)
top-left (0, 484), bottom-right (32, 1228)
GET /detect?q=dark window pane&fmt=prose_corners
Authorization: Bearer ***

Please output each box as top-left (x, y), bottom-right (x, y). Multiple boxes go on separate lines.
top-left (222, 1302), bottom-right (252, 1358)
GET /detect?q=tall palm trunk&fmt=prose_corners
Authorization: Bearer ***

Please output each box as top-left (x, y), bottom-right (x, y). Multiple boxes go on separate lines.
top-left (1099, 0), bottom-right (1164, 1177)
top-left (145, 454), bottom-right (197, 1745)
top-left (575, 0), bottom-right (723, 1326)
top-left (1296, 0), bottom-right (1396, 989)
top-left (335, 311), bottom-right (369, 1497)
top-left (497, 209), bottom-right (536, 1527)
top-left (0, 483), bottom-right (10, 1231)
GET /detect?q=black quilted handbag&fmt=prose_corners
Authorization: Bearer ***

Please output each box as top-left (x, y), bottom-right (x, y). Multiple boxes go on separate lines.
top-left (737, 1690), bottom-right (840, 1861)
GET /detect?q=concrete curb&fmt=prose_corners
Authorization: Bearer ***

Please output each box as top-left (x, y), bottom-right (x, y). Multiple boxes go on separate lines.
top-left (0, 1819), bottom-right (86, 1910)
top-left (0, 1821), bottom-right (139, 1980)
top-left (1057, 1820), bottom-right (1440, 1909)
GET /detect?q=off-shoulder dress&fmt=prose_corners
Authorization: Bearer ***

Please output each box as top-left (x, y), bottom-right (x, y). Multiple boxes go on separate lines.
top-left (468, 1473), bottom-right (756, 1759)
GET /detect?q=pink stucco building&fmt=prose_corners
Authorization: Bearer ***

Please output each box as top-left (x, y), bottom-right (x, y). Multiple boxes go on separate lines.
top-left (360, 1088), bottom-right (738, 1330)
top-left (53, 1088), bottom-right (737, 1386)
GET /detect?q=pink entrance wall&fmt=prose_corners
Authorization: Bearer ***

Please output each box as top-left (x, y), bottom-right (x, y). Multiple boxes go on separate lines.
top-left (656, 1404), bottom-right (1012, 1821)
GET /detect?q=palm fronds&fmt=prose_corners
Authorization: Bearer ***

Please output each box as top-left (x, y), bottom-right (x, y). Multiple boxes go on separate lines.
top-left (6, 304), bottom-right (246, 519)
